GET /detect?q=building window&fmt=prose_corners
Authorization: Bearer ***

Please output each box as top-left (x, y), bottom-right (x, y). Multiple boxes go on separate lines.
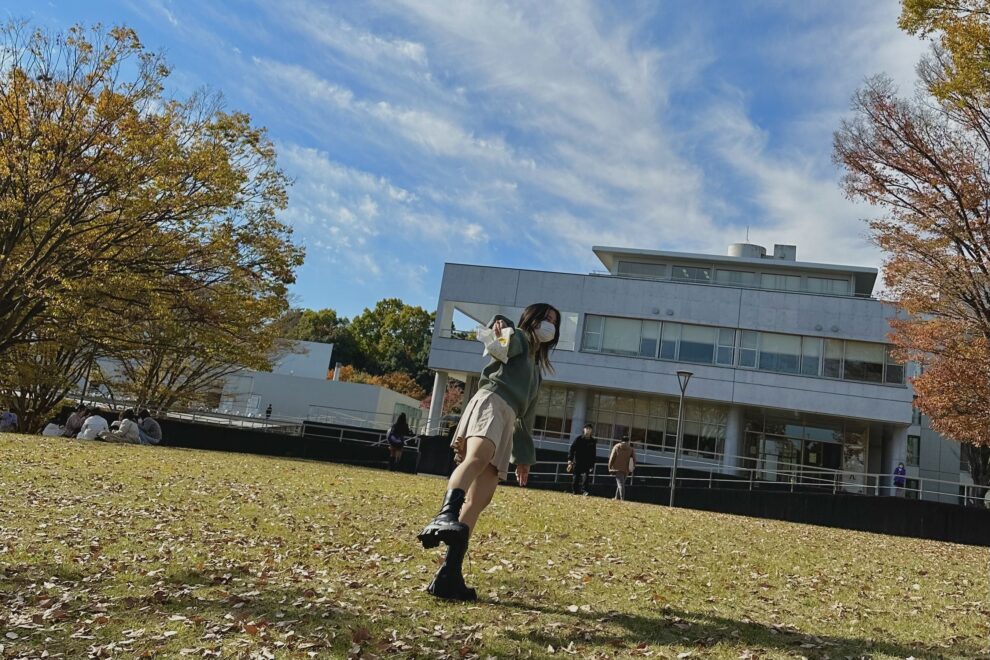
top-left (960, 447), bottom-right (970, 473)
top-left (583, 389), bottom-right (727, 457)
top-left (758, 332), bottom-right (801, 374)
top-left (617, 261), bottom-right (666, 279)
top-left (660, 322), bottom-right (680, 360)
top-left (801, 337), bottom-right (822, 376)
top-left (884, 347), bottom-right (905, 384)
top-left (716, 329), bottom-right (735, 365)
top-left (581, 315), bottom-right (603, 352)
top-left (738, 330), bottom-right (758, 368)
top-left (640, 320), bottom-right (660, 358)
top-left (823, 339), bottom-right (843, 378)
top-left (601, 317), bottom-right (642, 356)
top-left (679, 325), bottom-right (717, 364)
top-left (671, 265), bottom-right (712, 283)
top-left (906, 435), bottom-right (920, 467)
top-left (578, 314), bottom-right (905, 387)
top-left (715, 269), bottom-right (756, 287)
top-left (806, 277), bottom-right (850, 295)
top-left (760, 273), bottom-right (801, 291)
top-left (843, 341), bottom-right (884, 383)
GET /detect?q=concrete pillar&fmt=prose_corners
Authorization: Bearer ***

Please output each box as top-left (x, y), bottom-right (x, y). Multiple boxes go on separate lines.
top-left (570, 387), bottom-right (588, 441)
top-left (427, 371), bottom-right (449, 435)
top-left (882, 426), bottom-right (909, 496)
top-left (437, 301), bottom-right (455, 338)
top-left (723, 405), bottom-right (743, 474)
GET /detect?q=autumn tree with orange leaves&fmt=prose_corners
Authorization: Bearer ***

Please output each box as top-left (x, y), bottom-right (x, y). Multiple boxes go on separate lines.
top-left (834, 45), bottom-right (990, 492)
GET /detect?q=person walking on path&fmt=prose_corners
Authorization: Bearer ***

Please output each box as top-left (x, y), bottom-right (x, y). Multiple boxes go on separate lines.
top-left (265, 404), bottom-right (272, 420)
top-left (387, 413), bottom-right (411, 471)
top-left (568, 423), bottom-right (597, 495)
top-left (417, 303), bottom-right (560, 601)
top-left (609, 435), bottom-right (636, 501)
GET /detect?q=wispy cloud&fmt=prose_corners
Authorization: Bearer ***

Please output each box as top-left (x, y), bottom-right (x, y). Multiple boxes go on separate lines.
top-left (62, 0), bottom-right (935, 313)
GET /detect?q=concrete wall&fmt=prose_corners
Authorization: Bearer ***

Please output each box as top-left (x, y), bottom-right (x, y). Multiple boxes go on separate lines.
top-left (272, 340), bottom-right (333, 379)
top-left (220, 372), bottom-right (419, 429)
top-left (430, 264), bottom-right (912, 424)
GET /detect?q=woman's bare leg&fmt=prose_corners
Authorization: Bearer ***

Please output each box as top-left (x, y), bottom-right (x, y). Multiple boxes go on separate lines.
top-left (447, 436), bottom-right (495, 491)
top-left (460, 463), bottom-right (499, 531)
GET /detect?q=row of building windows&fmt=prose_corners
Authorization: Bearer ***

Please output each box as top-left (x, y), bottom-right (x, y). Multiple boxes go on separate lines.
top-left (581, 314), bottom-right (905, 385)
top-left (615, 261), bottom-right (853, 295)
top-left (529, 386), bottom-right (728, 458)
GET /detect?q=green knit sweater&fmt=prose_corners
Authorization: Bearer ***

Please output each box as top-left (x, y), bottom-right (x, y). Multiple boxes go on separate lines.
top-left (477, 315), bottom-right (541, 466)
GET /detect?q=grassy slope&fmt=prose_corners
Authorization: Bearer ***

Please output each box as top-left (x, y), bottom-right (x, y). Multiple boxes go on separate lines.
top-left (0, 434), bottom-right (987, 660)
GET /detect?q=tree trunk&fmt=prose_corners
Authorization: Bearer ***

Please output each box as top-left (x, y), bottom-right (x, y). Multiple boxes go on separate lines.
top-left (962, 442), bottom-right (990, 503)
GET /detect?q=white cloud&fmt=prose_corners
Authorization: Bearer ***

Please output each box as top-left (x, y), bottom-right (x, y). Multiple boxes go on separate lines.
top-left (159, 0), bottom-right (939, 307)
top-left (278, 0), bottom-right (429, 66)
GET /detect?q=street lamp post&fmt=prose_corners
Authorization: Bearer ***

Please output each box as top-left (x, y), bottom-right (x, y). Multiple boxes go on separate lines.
top-left (669, 369), bottom-right (693, 507)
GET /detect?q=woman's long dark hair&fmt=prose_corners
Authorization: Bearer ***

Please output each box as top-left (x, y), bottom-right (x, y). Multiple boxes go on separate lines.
top-left (393, 412), bottom-right (410, 437)
top-left (517, 303), bottom-right (560, 374)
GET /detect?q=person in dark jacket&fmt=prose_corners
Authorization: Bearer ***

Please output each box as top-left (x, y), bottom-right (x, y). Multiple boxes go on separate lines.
top-left (893, 462), bottom-right (907, 496)
top-left (568, 424), bottom-right (597, 495)
top-left (387, 413), bottom-right (411, 471)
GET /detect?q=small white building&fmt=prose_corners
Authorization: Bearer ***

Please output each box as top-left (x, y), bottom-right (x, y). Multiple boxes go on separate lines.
top-left (219, 340), bottom-right (423, 430)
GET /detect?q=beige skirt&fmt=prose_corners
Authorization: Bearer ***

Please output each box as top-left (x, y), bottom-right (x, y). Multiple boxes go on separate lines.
top-left (452, 389), bottom-right (517, 480)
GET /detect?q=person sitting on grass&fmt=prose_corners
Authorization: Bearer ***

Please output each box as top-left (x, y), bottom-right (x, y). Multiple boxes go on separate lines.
top-left (0, 409), bottom-right (18, 432)
top-left (137, 409), bottom-right (163, 445)
top-left (417, 303), bottom-right (560, 601)
top-left (77, 408), bottom-right (108, 440)
top-left (98, 409), bottom-right (140, 443)
top-left (63, 404), bottom-right (87, 438)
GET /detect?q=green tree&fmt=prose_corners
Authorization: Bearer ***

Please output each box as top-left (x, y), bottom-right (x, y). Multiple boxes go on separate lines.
top-left (285, 308), bottom-right (360, 369)
top-left (349, 299), bottom-right (434, 390)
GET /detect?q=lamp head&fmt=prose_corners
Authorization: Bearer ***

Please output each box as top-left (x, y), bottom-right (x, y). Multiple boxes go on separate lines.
top-left (676, 369), bottom-right (693, 393)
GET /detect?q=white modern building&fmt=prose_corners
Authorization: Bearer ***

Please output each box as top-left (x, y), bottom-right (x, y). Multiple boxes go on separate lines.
top-left (219, 340), bottom-right (423, 429)
top-left (425, 243), bottom-right (972, 503)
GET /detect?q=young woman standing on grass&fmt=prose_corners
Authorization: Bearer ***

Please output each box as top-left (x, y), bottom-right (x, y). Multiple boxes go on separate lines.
top-left (418, 303), bottom-right (560, 600)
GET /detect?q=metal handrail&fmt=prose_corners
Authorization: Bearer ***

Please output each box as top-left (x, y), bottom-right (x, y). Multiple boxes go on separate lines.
top-left (516, 457), bottom-right (980, 503)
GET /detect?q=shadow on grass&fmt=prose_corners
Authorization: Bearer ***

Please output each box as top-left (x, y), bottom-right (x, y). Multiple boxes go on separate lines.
top-left (491, 598), bottom-right (972, 660)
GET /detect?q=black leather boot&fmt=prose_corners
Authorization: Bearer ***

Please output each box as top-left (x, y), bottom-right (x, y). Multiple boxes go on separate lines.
top-left (427, 538), bottom-right (476, 601)
top-left (417, 489), bottom-right (469, 548)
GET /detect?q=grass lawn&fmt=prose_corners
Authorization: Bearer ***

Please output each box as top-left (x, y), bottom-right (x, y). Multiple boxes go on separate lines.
top-left (0, 435), bottom-right (987, 659)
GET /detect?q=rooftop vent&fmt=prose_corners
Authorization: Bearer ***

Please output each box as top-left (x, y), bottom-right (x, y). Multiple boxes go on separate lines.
top-left (727, 243), bottom-right (766, 259)
top-left (772, 244), bottom-right (797, 261)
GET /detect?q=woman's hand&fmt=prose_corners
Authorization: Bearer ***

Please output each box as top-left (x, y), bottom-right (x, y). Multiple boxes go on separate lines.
top-left (492, 319), bottom-right (506, 335)
top-left (515, 464), bottom-right (530, 487)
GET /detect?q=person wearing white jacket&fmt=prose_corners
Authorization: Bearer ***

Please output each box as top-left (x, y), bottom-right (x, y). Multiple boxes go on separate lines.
top-left (77, 409), bottom-right (109, 440)
top-left (99, 409), bottom-right (140, 444)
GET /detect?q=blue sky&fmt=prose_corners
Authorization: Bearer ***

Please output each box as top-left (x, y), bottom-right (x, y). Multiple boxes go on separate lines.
top-left (8, 1), bottom-right (927, 318)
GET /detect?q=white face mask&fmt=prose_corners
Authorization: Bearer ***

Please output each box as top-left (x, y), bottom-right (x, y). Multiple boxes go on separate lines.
top-left (535, 320), bottom-right (556, 343)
